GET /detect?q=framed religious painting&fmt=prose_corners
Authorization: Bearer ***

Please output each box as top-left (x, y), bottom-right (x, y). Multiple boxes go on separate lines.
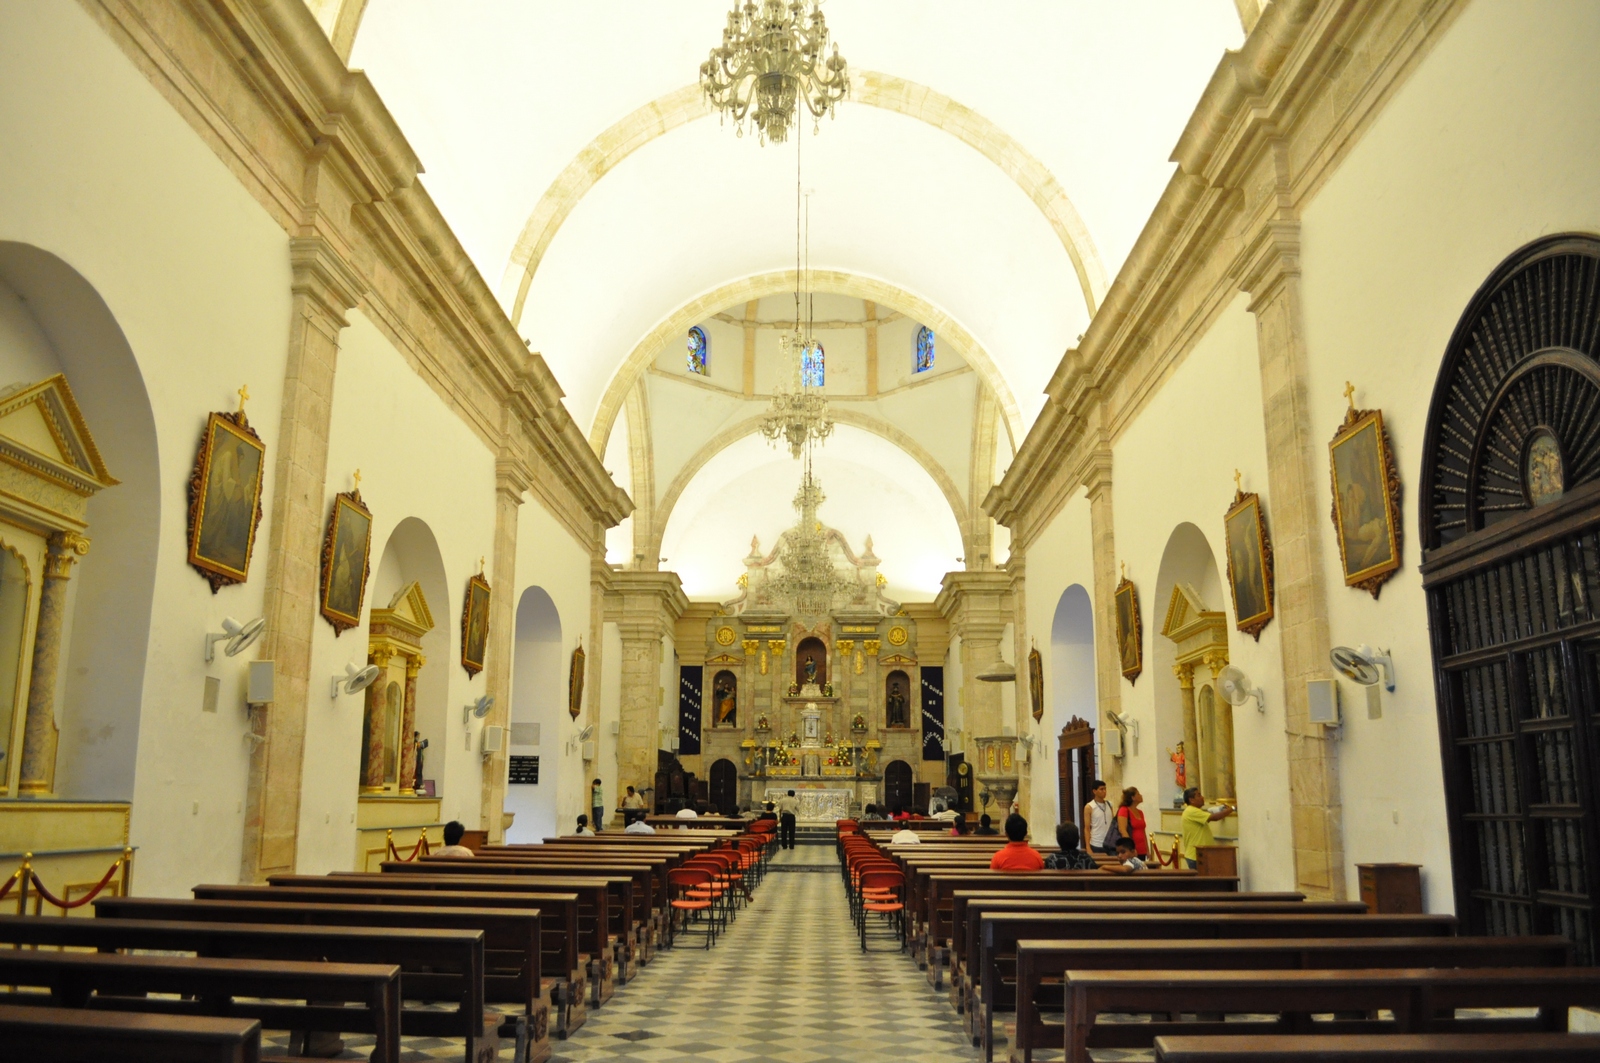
top-left (186, 401), bottom-right (266, 593)
top-left (460, 571), bottom-right (491, 678)
top-left (1114, 570), bottom-right (1143, 684)
top-left (568, 640), bottom-right (586, 719)
top-left (1224, 478), bottom-right (1275, 641)
top-left (319, 485), bottom-right (373, 636)
top-left (1027, 645), bottom-right (1044, 722)
top-left (1329, 394), bottom-right (1403, 598)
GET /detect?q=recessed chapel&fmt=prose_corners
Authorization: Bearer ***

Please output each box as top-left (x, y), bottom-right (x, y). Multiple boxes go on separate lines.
top-left (2, 1), bottom-right (1600, 1059)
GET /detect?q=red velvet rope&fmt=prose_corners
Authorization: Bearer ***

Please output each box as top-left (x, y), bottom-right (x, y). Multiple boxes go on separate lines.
top-left (0, 869), bottom-right (18, 902)
top-left (27, 858), bottom-right (122, 911)
top-left (387, 834), bottom-right (431, 862)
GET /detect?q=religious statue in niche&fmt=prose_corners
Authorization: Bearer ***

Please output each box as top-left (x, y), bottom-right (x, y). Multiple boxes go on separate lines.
top-left (885, 669), bottom-right (911, 728)
top-left (413, 732), bottom-right (429, 797)
top-left (795, 636), bottom-right (826, 689)
top-left (804, 657), bottom-right (818, 684)
top-left (1169, 741), bottom-right (1186, 791)
top-left (712, 670), bottom-right (737, 727)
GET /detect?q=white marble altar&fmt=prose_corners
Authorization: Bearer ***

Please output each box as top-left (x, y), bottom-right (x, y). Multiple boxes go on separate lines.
top-left (766, 786), bottom-right (851, 822)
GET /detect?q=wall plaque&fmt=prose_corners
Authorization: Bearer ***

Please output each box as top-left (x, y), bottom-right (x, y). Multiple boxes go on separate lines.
top-left (508, 755), bottom-right (540, 785)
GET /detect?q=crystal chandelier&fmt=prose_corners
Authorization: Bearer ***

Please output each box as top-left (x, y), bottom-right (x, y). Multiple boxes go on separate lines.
top-left (761, 332), bottom-right (833, 458)
top-left (766, 465), bottom-right (860, 618)
top-left (700, 0), bottom-right (850, 145)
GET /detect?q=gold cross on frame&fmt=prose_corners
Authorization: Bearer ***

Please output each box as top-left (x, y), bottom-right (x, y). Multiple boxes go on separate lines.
top-left (352, 469), bottom-right (362, 492)
top-left (1233, 469), bottom-right (1243, 494)
top-left (1344, 380), bottom-right (1356, 410)
top-left (237, 384), bottom-right (250, 413)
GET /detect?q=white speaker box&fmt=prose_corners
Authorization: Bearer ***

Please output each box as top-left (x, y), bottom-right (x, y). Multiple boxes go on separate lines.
top-left (247, 661), bottom-right (274, 705)
top-left (1307, 678), bottom-right (1341, 726)
top-left (482, 725), bottom-right (505, 753)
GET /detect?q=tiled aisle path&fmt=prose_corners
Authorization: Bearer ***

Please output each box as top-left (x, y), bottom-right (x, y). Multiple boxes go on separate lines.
top-left (548, 844), bottom-right (981, 1063)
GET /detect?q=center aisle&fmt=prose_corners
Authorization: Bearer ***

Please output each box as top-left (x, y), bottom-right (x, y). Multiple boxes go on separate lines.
top-left (549, 844), bottom-right (980, 1063)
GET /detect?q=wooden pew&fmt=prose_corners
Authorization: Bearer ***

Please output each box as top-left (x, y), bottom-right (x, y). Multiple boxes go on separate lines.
top-left (97, 896), bottom-right (544, 1063)
top-left (195, 882), bottom-right (581, 1041)
top-left (0, 1002), bottom-right (262, 1063)
top-left (975, 912), bottom-right (1456, 1062)
top-left (0, 950), bottom-right (399, 1063)
top-left (1153, 1032), bottom-right (1600, 1061)
top-left (0, 913), bottom-right (493, 1063)
top-left (1064, 967), bottom-right (1600, 1063)
top-left (1013, 934), bottom-right (1570, 1063)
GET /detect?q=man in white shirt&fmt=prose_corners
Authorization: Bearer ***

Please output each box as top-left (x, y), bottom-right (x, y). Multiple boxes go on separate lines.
top-left (625, 818), bottom-right (655, 834)
top-left (1083, 779), bottom-right (1114, 854)
top-left (433, 820), bottom-right (474, 858)
top-left (675, 806), bottom-right (698, 819)
top-left (890, 823), bottom-right (921, 845)
top-left (776, 790), bottom-right (800, 850)
top-left (620, 785), bottom-right (647, 825)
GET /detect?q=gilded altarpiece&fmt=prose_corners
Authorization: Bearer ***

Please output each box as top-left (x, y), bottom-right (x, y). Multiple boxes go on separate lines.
top-left (1158, 582), bottom-right (1238, 843)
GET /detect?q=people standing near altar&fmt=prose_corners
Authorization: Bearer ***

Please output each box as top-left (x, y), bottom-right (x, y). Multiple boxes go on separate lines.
top-left (777, 789), bottom-right (800, 849)
top-left (989, 814), bottom-right (1045, 871)
top-left (1084, 780), bottom-right (1115, 854)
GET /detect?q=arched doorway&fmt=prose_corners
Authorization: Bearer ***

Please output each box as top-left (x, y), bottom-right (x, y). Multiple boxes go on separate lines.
top-left (504, 587), bottom-right (562, 843)
top-left (709, 758), bottom-right (738, 818)
top-left (1050, 585), bottom-right (1096, 828)
top-left (1423, 234), bottom-right (1600, 963)
top-left (884, 759), bottom-right (913, 815)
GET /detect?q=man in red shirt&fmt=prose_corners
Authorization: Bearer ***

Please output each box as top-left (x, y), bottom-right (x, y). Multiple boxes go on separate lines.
top-left (989, 814), bottom-right (1045, 871)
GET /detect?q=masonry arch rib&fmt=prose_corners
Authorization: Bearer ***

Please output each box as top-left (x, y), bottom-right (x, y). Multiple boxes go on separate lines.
top-left (503, 73), bottom-right (1107, 327)
top-left (588, 270), bottom-right (1022, 456)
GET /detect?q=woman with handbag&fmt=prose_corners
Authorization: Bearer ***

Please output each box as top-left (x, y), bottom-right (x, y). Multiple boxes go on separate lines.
top-left (1116, 787), bottom-right (1149, 859)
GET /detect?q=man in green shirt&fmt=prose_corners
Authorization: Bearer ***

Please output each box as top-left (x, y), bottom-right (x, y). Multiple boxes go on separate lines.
top-left (1179, 786), bottom-right (1233, 870)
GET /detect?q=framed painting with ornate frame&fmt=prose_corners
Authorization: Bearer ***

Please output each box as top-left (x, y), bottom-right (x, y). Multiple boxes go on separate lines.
top-left (1027, 645), bottom-right (1044, 722)
top-left (1329, 401), bottom-right (1402, 598)
top-left (1114, 573), bottom-right (1143, 683)
top-left (186, 409), bottom-right (265, 593)
top-left (460, 571), bottom-right (491, 678)
top-left (568, 641), bottom-right (586, 719)
top-left (319, 488), bottom-right (373, 636)
top-left (1224, 483), bottom-right (1275, 641)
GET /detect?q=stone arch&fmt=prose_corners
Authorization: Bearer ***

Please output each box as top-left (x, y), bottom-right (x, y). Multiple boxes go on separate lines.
top-left (648, 408), bottom-right (972, 566)
top-left (0, 243), bottom-right (159, 802)
top-left (504, 585), bottom-right (563, 842)
top-left (1152, 522), bottom-right (1226, 808)
top-left (503, 73), bottom-right (1108, 327)
top-left (1050, 584), bottom-right (1095, 823)
top-left (589, 270), bottom-right (1022, 453)
top-left (369, 516), bottom-right (452, 789)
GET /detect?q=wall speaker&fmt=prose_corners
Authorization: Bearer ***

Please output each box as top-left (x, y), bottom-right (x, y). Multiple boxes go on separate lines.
top-left (581, 740), bottom-right (597, 761)
top-left (1307, 678), bottom-right (1341, 726)
top-left (1104, 729), bottom-right (1124, 758)
top-left (247, 661), bottom-right (274, 706)
top-left (482, 725), bottom-right (505, 753)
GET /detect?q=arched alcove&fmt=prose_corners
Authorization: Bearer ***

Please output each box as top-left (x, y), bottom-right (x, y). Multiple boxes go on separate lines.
top-left (1050, 584), bottom-right (1095, 824)
top-left (709, 669), bottom-right (737, 729)
top-left (368, 517), bottom-right (451, 792)
top-left (504, 585), bottom-right (562, 843)
top-left (796, 636), bottom-right (827, 689)
top-left (708, 757), bottom-right (737, 818)
top-left (0, 243), bottom-right (159, 801)
top-left (885, 669), bottom-right (912, 729)
top-left (1153, 523), bottom-right (1227, 808)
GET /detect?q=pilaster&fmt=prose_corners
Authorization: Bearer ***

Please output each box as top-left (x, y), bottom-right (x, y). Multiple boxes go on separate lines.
top-left (241, 235), bottom-right (365, 883)
top-left (935, 570), bottom-right (1014, 764)
top-left (607, 571), bottom-right (689, 800)
top-left (479, 453), bottom-right (531, 842)
top-left (1238, 197), bottom-right (1344, 899)
top-left (1079, 437), bottom-right (1123, 794)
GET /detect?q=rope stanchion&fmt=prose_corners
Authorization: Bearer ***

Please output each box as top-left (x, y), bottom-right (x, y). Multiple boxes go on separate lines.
top-left (0, 867), bottom-right (19, 903)
top-left (28, 858), bottom-right (121, 913)
top-left (385, 827), bottom-right (431, 862)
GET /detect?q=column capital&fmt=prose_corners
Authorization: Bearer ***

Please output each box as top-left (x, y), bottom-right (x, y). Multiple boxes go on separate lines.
top-left (44, 531), bottom-right (90, 579)
top-left (289, 236), bottom-right (367, 329)
top-left (935, 569), bottom-right (1014, 642)
top-left (496, 454), bottom-right (534, 501)
top-left (1076, 443), bottom-right (1114, 503)
top-left (1237, 217), bottom-right (1302, 312)
top-left (1173, 662), bottom-right (1195, 690)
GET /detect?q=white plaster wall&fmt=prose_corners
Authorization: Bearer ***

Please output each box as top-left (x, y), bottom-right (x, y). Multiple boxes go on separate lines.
top-left (1297, 0), bottom-right (1600, 910)
top-left (504, 587), bottom-right (561, 843)
top-left (0, 0), bottom-right (293, 895)
top-left (1108, 293), bottom-right (1292, 891)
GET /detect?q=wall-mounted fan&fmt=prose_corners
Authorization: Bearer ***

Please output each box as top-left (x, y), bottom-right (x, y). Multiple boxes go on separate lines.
top-left (330, 661), bottom-right (381, 699)
top-left (205, 616), bottom-right (265, 663)
top-left (463, 695), bottom-right (494, 726)
top-left (1330, 645), bottom-right (1396, 692)
top-left (1217, 665), bottom-right (1265, 712)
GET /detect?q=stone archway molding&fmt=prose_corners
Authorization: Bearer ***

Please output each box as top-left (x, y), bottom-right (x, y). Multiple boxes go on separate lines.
top-left (503, 72), bottom-right (1108, 328)
top-left (589, 269), bottom-right (1022, 455)
top-left (650, 408), bottom-right (974, 567)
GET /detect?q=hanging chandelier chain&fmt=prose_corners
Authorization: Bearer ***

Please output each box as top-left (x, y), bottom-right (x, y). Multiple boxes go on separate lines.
top-left (700, 0), bottom-right (850, 145)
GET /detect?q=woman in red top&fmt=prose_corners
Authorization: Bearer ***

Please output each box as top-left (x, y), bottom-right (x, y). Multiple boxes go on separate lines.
top-left (989, 814), bottom-right (1045, 871)
top-left (1116, 787), bottom-right (1149, 858)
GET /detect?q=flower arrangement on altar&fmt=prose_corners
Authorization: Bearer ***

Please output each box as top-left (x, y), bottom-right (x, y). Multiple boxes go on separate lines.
top-left (850, 713), bottom-right (867, 732)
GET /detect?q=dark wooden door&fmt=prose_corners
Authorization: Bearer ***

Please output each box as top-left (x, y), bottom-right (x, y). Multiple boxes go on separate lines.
top-left (1422, 235), bottom-right (1600, 964)
top-left (1058, 717), bottom-right (1096, 835)
top-left (708, 758), bottom-right (738, 817)
top-left (884, 760), bottom-right (913, 815)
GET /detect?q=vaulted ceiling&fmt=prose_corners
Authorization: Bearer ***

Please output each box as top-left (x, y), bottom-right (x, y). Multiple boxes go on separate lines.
top-left (326, 1), bottom-right (1246, 596)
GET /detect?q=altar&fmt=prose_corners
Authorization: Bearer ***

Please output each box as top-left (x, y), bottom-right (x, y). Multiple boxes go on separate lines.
top-left (765, 786), bottom-right (852, 823)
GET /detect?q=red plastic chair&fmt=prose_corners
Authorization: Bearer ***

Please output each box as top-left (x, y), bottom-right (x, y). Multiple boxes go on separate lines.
top-left (857, 867), bottom-right (906, 952)
top-left (666, 867), bottom-right (717, 949)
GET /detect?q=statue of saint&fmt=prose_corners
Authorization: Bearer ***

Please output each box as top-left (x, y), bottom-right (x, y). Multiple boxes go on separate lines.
top-left (1169, 741), bottom-right (1186, 790)
top-left (803, 655), bottom-right (819, 685)
top-left (714, 673), bottom-right (737, 727)
top-left (414, 732), bottom-right (429, 795)
top-left (886, 688), bottom-right (909, 728)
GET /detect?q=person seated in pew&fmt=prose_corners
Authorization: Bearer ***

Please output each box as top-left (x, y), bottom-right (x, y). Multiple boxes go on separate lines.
top-left (990, 815), bottom-right (1045, 871)
top-left (950, 815), bottom-right (969, 837)
top-left (434, 820), bottom-right (474, 858)
top-left (755, 802), bottom-right (777, 823)
top-left (675, 804), bottom-right (699, 819)
top-left (1042, 821), bottom-right (1099, 870)
top-left (625, 816), bottom-right (656, 834)
top-left (620, 785), bottom-right (647, 824)
top-left (891, 820), bottom-right (922, 845)
top-left (575, 814), bottom-right (595, 837)
top-left (1102, 835), bottom-right (1147, 873)
top-left (973, 813), bottom-right (998, 836)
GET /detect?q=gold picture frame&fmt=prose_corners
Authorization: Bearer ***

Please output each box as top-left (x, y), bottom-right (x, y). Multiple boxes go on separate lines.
top-left (319, 489), bottom-right (373, 636)
top-left (460, 571), bottom-right (491, 678)
top-left (568, 641), bottom-right (586, 720)
top-left (1329, 402), bottom-right (1403, 598)
top-left (1224, 482), bottom-right (1275, 641)
top-left (1114, 572), bottom-right (1143, 684)
top-left (1028, 645), bottom-right (1044, 722)
top-left (186, 409), bottom-right (265, 593)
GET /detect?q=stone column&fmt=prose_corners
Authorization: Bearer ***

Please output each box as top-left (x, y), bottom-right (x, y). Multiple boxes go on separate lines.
top-left (1081, 441), bottom-right (1124, 794)
top-left (478, 457), bottom-right (529, 842)
top-left (360, 650), bottom-right (391, 794)
top-left (608, 572), bottom-right (688, 800)
top-left (1175, 663), bottom-right (1199, 793)
top-left (397, 654), bottom-right (422, 792)
top-left (936, 570), bottom-right (1014, 766)
top-left (1239, 198), bottom-right (1345, 899)
top-left (241, 237), bottom-right (365, 882)
top-left (18, 531), bottom-right (89, 795)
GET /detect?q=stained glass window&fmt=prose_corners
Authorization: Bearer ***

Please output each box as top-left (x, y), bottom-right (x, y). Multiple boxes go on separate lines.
top-left (914, 325), bottom-right (935, 373)
top-left (801, 341), bottom-right (825, 387)
top-left (687, 326), bottom-right (708, 375)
